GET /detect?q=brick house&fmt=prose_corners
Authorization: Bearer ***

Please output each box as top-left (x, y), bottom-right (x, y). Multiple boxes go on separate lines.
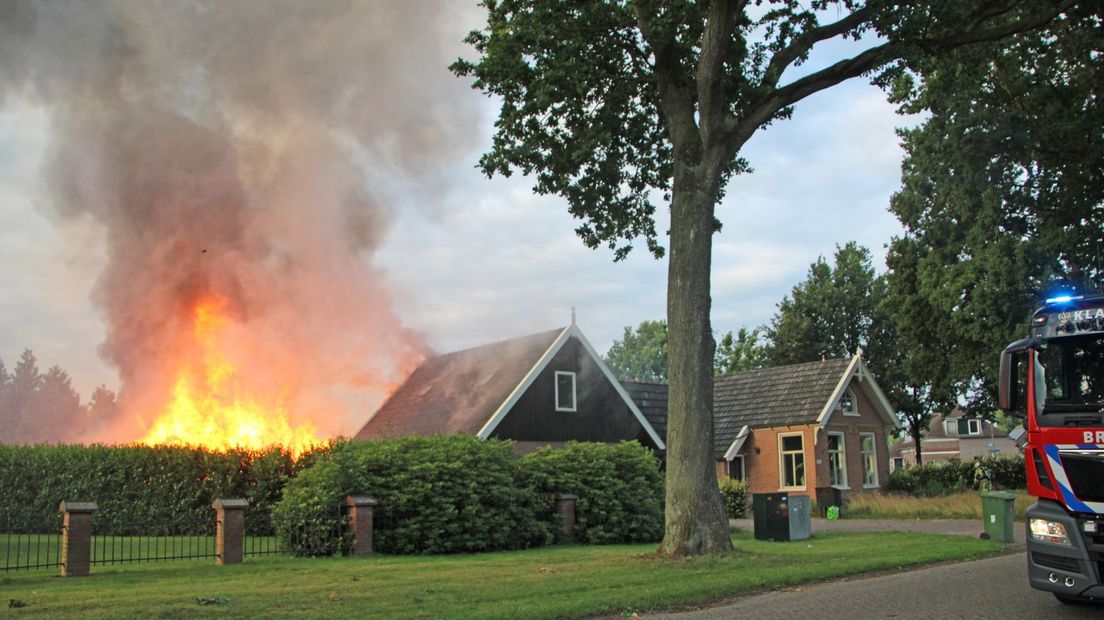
top-left (890, 409), bottom-right (1019, 469)
top-left (355, 321), bottom-right (665, 452)
top-left (624, 354), bottom-right (898, 500)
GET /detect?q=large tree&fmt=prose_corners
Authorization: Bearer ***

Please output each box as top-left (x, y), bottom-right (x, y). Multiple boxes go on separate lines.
top-left (454, 0), bottom-right (1078, 556)
top-left (766, 242), bottom-right (889, 365)
top-left (885, 3), bottom-right (1102, 416)
top-left (605, 320), bottom-right (670, 381)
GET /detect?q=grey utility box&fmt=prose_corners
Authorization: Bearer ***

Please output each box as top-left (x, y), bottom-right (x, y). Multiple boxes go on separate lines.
top-left (752, 493), bottom-right (811, 542)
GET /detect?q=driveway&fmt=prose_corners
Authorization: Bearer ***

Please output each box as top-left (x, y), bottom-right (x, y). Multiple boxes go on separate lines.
top-left (643, 518), bottom-right (1104, 618)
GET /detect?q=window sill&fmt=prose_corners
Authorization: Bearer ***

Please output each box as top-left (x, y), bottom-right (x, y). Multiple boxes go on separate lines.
top-left (841, 412), bottom-right (859, 417)
top-left (830, 485), bottom-right (851, 490)
top-left (780, 486), bottom-right (807, 492)
top-left (555, 407), bottom-right (577, 413)
top-left (862, 484), bottom-right (880, 489)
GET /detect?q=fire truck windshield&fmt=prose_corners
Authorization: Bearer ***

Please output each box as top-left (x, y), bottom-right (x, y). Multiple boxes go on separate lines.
top-left (1037, 333), bottom-right (1104, 413)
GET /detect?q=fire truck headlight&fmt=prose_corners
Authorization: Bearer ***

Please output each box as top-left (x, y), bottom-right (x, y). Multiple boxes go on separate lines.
top-left (1030, 518), bottom-right (1072, 545)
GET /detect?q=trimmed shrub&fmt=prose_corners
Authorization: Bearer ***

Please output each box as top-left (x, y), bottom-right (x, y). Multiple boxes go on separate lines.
top-left (887, 455), bottom-right (1025, 496)
top-left (0, 443), bottom-right (329, 534)
top-left (718, 478), bottom-right (748, 519)
top-left (272, 435), bottom-right (553, 555)
top-left (522, 441), bottom-right (664, 544)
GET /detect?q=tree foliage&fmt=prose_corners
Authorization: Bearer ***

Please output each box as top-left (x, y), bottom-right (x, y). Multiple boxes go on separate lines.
top-left (766, 242), bottom-right (890, 365)
top-left (0, 350), bottom-right (88, 444)
top-left (885, 3), bottom-right (1102, 415)
top-left (605, 320), bottom-right (670, 382)
top-left (454, 0), bottom-right (1078, 556)
top-left (714, 326), bottom-right (768, 375)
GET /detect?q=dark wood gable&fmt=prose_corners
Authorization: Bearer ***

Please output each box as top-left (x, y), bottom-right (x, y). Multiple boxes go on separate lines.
top-left (489, 335), bottom-right (660, 450)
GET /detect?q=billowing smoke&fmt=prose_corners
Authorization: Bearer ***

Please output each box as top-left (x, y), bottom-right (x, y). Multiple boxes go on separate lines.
top-left (0, 0), bottom-right (479, 440)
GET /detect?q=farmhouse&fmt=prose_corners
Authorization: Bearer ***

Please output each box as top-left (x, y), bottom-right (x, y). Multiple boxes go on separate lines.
top-left (355, 321), bottom-right (666, 452)
top-left (624, 354), bottom-right (898, 501)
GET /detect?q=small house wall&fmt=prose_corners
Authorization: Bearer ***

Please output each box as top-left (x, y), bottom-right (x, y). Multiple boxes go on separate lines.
top-left (818, 378), bottom-right (891, 495)
top-left (490, 336), bottom-right (659, 449)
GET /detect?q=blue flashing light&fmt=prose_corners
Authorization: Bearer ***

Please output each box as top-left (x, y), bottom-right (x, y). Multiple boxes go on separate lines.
top-left (1045, 294), bottom-right (1083, 305)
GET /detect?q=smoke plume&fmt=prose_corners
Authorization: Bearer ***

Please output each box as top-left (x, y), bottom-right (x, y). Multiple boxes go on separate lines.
top-left (0, 0), bottom-right (480, 439)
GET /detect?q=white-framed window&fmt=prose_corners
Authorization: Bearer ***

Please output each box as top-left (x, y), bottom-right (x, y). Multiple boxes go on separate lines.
top-left (779, 433), bottom-right (806, 490)
top-left (727, 456), bottom-right (745, 481)
top-left (944, 419), bottom-right (958, 436)
top-left (968, 419), bottom-right (981, 435)
top-left (860, 433), bottom-right (879, 487)
top-left (840, 388), bottom-right (858, 416)
top-left (827, 432), bottom-right (848, 488)
top-left (554, 371), bottom-right (576, 412)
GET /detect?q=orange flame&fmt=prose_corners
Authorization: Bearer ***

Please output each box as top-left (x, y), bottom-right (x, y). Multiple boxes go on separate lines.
top-left (141, 297), bottom-right (319, 456)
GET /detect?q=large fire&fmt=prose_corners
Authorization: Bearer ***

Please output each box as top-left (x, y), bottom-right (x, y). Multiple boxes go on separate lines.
top-left (141, 297), bottom-right (319, 456)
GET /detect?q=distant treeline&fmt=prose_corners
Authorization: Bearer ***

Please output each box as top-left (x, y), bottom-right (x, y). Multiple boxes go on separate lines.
top-left (0, 349), bottom-right (116, 445)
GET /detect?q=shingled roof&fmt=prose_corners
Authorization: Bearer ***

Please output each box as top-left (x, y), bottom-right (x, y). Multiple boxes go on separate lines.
top-left (356, 328), bottom-right (565, 439)
top-left (620, 355), bottom-right (896, 458)
top-left (713, 357), bottom-right (853, 456)
top-left (621, 381), bottom-right (669, 442)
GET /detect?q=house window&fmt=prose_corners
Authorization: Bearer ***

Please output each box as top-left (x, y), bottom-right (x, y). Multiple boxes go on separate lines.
top-left (944, 419), bottom-right (958, 436)
top-left (892, 457), bottom-right (904, 471)
top-left (554, 371), bottom-right (576, 412)
top-left (840, 388), bottom-right (858, 416)
top-left (779, 433), bottom-right (806, 489)
top-left (727, 456), bottom-right (745, 481)
top-left (968, 419), bottom-right (981, 435)
top-left (860, 433), bottom-right (879, 487)
top-left (827, 432), bottom-right (847, 488)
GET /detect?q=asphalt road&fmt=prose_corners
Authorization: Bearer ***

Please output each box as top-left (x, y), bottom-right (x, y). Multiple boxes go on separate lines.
top-left (643, 519), bottom-right (1102, 619)
top-left (647, 552), bottom-right (1102, 619)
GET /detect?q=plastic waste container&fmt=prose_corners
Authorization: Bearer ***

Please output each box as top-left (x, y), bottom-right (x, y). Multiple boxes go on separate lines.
top-left (980, 490), bottom-right (1018, 543)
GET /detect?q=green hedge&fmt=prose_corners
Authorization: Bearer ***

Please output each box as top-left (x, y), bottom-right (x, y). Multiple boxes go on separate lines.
top-left (888, 455), bottom-right (1026, 496)
top-left (272, 437), bottom-right (665, 555)
top-left (524, 441), bottom-right (664, 544)
top-left (273, 435), bottom-right (553, 555)
top-left (718, 478), bottom-right (748, 519)
top-left (0, 443), bottom-right (328, 534)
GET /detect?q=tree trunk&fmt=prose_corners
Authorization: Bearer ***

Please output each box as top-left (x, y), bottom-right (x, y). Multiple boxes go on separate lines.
top-left (912, 420), bottom-right (924, 466)
top-left (657, 162), bottom-right (732, 557)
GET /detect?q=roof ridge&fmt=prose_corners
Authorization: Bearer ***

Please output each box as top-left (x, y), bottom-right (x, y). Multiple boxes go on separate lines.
top-left (431, 326), bottom-right (566, 360)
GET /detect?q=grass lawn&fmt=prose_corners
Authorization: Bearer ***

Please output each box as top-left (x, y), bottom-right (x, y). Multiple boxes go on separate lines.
top-left (0, 530), bottom-right (999, 619)
top-left (845, 490), bottom-right (1034, 520)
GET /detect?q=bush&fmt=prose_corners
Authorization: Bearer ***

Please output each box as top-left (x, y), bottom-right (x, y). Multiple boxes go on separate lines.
top-left (522, 441), bottom-right (664, 544)
top-left (887, 455), bottom-right (1025, 496)
top-left (273, 435), bottom-right (553, 555)
top-left (718, 478), bottom-right (748, 519)
top-left (0, 443), bottom-right (326, 534)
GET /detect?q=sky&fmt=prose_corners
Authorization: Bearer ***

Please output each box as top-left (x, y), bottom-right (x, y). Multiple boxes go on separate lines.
top-left (0, 4), bottom-right (917, 401)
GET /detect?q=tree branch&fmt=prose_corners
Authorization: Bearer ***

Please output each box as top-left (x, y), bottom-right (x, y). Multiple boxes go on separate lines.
top-left (761, 6), bottom-right (875, 91)
top-left (635, 6), bottom-right (699, 154)
top-left (698, 0), bottom-right (738, 149)
top-left (745, 0), bottom-right (1079, 140)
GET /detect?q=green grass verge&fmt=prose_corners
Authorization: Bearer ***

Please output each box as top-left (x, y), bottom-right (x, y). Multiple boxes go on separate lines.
top-left (0, 530), bottom-right (998, 619)
top-left (845, 490), bottom-right (1034, 520)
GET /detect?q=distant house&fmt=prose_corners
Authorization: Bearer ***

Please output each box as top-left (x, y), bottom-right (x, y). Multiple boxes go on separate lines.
top-left (624, 355), bottom-right (899, 500)
top-left (890, 409), bottom-right (1019, 469)
top-left (355, 321), bottom-right (665, 452)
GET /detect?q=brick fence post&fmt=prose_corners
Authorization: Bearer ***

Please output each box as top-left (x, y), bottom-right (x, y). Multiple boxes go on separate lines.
top-left (554, 493), bottom-right (578, 543)
top-left (59, 501), bottom-right (97, 577)
top-left (344, 496), bottom-right (378, 556)
top-left (212, 498), bottom-right (248, 565)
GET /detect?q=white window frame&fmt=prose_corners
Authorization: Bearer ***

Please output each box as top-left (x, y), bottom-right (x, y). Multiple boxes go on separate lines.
top-left (840, 388), bottom-right (859, 416)
top-left (554, 371), bottom-right (577, 412)
top-left (827, 432), bottom-right (849, 489)
top-left (860, 432), bottom-right (879, 488)
top-left (727, 455), bottom-right (745, 481)
top-left (944, 419), bottom-right (958, 436)
top-left (778, 432), bottom-right (807, 490)
top-left (967, 419), bottom-right (981, 435)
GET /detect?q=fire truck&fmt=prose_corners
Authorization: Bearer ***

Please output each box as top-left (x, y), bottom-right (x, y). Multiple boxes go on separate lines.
top-left (999, 293), bottom-right (1104, 604)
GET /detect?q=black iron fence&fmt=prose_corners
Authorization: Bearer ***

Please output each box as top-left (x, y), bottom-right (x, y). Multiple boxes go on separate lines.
top-left (1, 513), bottom-right (63, 572)
top-left (91, 517), bottom-right (217, 566)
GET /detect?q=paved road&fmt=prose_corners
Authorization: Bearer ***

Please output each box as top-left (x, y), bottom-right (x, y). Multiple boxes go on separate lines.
top-left (644, 519), bottom-right (1101, 619)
